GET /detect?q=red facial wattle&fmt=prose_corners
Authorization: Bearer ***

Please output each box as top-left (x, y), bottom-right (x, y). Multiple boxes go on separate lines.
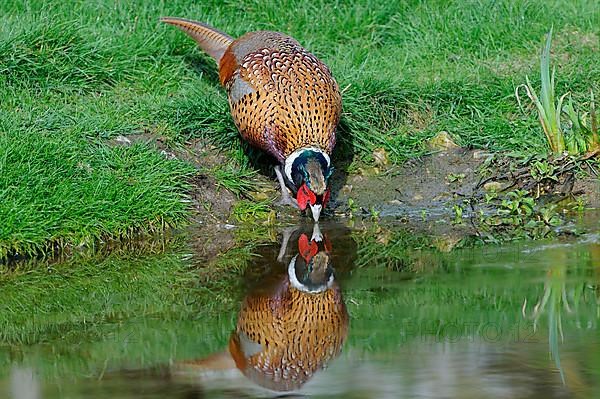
top-left (298, 233), bottom-right (319, 262)
top-left (296, 183), bottom-right (316, 211)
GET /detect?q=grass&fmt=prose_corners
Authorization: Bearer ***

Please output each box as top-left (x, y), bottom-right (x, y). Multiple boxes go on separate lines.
top-left (517, 28), bottom-right (568, 154)
top-left (210, 164), bottom-right (258, 196)
top-left (517, 28), bottom-right (599, 155)
top-left (0, 125), bottom-right (195, 259)
top-left (1, 0), bottom-right (599, 256)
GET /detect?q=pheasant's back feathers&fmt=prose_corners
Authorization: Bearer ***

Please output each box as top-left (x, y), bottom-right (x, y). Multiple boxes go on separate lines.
top-left (222, 31), bottom-right (341, 161)
top-left (162, 19), bottom-right (341, 166)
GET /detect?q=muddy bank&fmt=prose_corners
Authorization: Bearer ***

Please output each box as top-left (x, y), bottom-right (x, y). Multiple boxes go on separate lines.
top-left (335, 148), bottom-right (599, 222)
top-left (111, 133), bottom-right (599, 242)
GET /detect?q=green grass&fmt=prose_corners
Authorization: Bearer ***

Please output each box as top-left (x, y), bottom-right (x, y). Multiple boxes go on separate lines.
top-left (1, 0), bottom-right (599, 256)
top-left (517, 28), bottom-right (600, 155)
top-left (0, 124), bottom-right (195, 259)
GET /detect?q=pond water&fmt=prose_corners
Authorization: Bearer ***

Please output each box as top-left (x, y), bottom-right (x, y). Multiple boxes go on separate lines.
top-left (1, 220), bottom-right (599, 398)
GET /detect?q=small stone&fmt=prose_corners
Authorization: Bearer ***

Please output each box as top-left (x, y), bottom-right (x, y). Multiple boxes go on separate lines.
top-left (114, 135), bottom-right (131, 145)
top-left (483, 181), bottom-right (510, 192)
top-left (473, 150), bottom-right (493, 160)
top-left (427, 131), bottom-right (459, 150)
top-left (341, 184), bottom-right (353, 194)
top-left (160, 150), bottom-right (177, 160)
top-left (372, 148), bottom-right (389, 166)
top-left (412, 194), bottom-right (423, 201)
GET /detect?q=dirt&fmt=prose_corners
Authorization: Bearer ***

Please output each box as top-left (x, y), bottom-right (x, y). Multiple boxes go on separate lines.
top-left (335, 148), bottom-right (485, 218)
top-left (109, 132), bottom-right (599, 242)
top-left (366, 150), bottom-right (597, 215)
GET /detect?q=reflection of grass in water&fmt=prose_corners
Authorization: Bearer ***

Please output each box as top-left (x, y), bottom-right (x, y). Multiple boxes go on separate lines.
top-left (0, 225), bottom-right (278, 382)
top-left (523, 265), bottom-right (571, 384)
top-left (351, 226), bottom-right (434, 270)
top-left (1, 249), bottom-right (195, 345)
top-left (522, 259), bottom-right (599, 386)
top-left (0, 240), bottom-right (237, 381)
top-left (347, 243), bottom-right (599, 349)
top-left (3, 228), bottom-right (600, 387)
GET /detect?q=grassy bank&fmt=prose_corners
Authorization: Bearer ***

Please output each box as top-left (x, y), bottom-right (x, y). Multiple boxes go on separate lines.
top-left (1, 0), bottom-right (599, 257)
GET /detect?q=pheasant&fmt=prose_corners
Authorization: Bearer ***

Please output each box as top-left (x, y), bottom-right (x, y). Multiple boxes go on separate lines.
top-left (161, 17), bottom-right (342, 222)
top-left (229, 230), bottom-right (347, 391)
top-left (174, 224), bottom-right (348, 392)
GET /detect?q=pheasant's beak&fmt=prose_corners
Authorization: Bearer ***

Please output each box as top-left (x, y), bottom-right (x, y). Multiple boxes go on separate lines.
top-left (309, 204), bottom-right (322, 222)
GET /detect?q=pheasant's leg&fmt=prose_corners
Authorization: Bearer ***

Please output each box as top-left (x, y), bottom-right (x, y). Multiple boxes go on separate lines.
top-left (274, 165), bottom-right (298, 208)
top-left (277, 226), bottom-right (299, 262)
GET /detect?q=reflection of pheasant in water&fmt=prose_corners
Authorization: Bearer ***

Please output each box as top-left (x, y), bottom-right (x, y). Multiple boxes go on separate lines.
top-left (161, 18), bottom-right (342, 222)
top-left (177, 224), bottom-right (348, 392)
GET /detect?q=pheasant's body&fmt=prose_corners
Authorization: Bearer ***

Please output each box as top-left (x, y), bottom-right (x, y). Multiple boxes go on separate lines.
top-left (229, 277), bottom-right (348, 391)
top-left (162, 18), bottom-right (341, 221)
top-left (220, 31), bottom-right (341, 162)
top-left (173, 224), bottom-right (347, 391)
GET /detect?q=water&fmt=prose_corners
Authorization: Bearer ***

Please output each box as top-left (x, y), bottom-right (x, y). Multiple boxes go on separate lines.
top-left (1, 221), bottom-right (599, 398)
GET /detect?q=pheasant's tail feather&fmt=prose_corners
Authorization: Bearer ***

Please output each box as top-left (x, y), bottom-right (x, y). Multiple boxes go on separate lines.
top-left (160, 17), bottom-right (233, 63)
top-left (173, 351), bottom-right (236, 374)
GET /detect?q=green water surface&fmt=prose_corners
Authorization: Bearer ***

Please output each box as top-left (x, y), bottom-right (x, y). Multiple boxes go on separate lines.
top-left (1, 221), bottom-right (598, 398)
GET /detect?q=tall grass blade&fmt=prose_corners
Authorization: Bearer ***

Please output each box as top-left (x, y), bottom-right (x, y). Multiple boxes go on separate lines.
top-left (590, 91), bottom-right (599, 151)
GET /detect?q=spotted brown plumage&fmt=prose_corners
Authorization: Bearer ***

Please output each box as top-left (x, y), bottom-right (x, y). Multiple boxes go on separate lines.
top-left (222, 32), bottom-right (341, 161)
top-left (228, 229), bottom-right (348, 392)
top-left (229, 281), bottom-right (348, 391)
top-left (171, 224), bottom-right (348, 391)
top-left (162, 17), bottom-right (342, 222)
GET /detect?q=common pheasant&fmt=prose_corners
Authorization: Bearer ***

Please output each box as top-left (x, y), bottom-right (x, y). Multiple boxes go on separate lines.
top-left (229, 228), bottom-right (347, 391)
top-left (175, 224), bottom-right (348, 392)
top-left (161, 17), bottom-right (342, 222)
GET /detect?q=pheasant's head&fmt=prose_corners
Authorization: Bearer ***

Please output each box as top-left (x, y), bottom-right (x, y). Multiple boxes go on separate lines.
top-left (286, 149), bottom-right (333, 222)
top-left (288, 225), bottom-right (334, 293)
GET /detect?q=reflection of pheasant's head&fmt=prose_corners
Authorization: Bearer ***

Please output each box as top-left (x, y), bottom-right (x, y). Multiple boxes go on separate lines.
top-left (289, 233), bottom-right (333, 293)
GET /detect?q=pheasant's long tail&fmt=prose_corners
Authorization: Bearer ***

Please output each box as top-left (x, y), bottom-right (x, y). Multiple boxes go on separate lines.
top-left (160, 17), bottom-right (233, 63)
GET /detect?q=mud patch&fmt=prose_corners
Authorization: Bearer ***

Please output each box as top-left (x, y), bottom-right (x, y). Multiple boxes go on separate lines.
top-left (335, 148), bottom-right (485, 218)
top-left (186, 174), bottom-right (237, 223)
top-left (338, 151), bottom-right (598, 213)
